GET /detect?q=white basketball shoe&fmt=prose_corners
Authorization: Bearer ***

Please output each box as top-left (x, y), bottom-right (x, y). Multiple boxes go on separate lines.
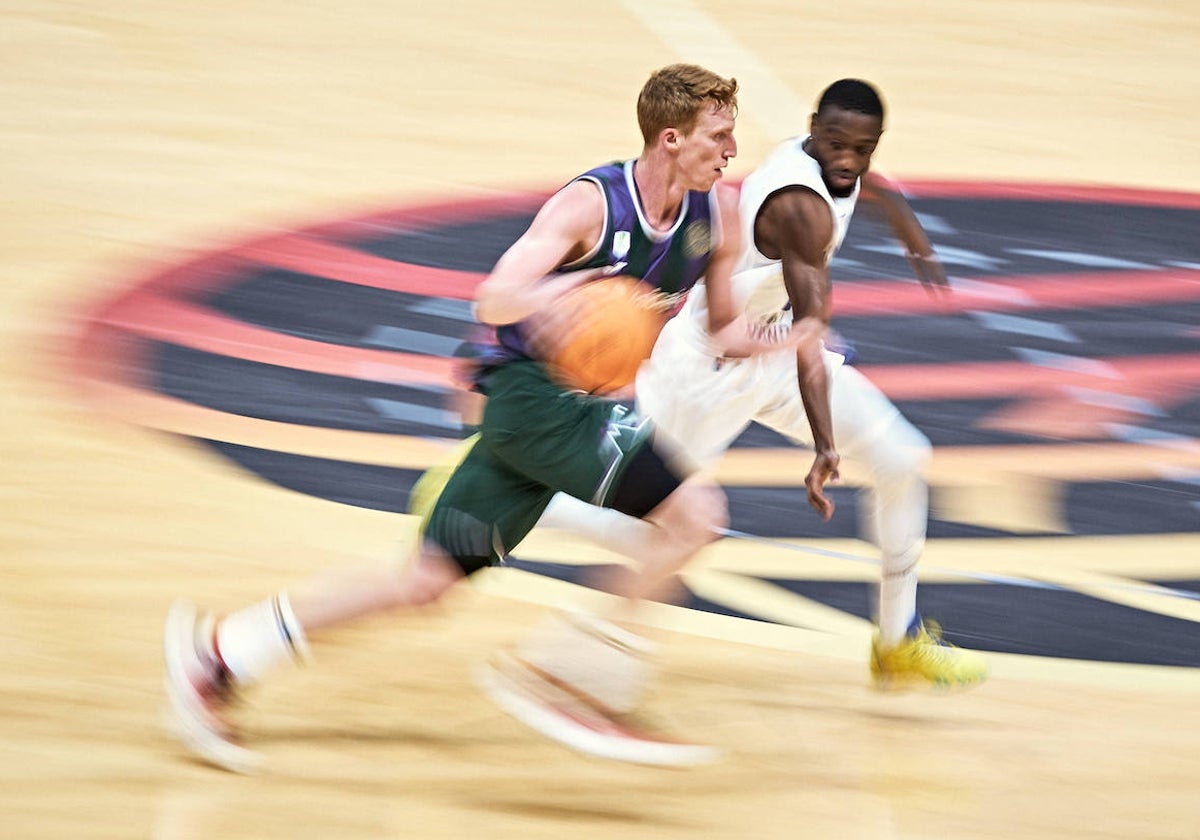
top-left (477, 612), bottom-right (721, 767)
top-left (162, 600), bottom-right (262, 773)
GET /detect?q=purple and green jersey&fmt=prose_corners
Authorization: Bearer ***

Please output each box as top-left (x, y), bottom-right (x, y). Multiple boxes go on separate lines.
top-left (486, 159), bottom-right (720, 366)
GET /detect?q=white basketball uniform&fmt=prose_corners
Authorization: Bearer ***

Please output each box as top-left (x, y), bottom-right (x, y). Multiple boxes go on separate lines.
top-left (635, 136), bottom-right (932, 642)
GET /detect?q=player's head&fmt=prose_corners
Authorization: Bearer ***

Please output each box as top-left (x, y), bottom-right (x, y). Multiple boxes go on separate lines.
top-left (638, 64), bottom-right (739, 142)
top-left (638, 64), bottom-right (739, 190)
top-left (807, 79), bottom-right (885, 198)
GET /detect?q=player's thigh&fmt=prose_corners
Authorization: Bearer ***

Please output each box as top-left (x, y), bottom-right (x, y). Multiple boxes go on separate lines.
top-left (644, 473), bottom-right (728, 541)
top-left (745, 348), bottom-right (821, 446)
top-left (408, 433), bottom-right (479, 524)
top-left (425, 441), bottom-right (554, 568)
top-left (636, 321), bottom-right (760, 465)
top-left (480, 360), bottom-right (654, 507)
top-left (829, 365), bottom-right (913, 451)
top-left (755, 359), bottom-right (931, 479)
top-left (831, 366), bottom-right (930, 476)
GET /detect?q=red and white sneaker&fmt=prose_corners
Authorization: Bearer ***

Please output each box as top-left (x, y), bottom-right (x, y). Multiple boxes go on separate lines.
top-left (477, 650), bottom-right (721, 767)
top-left (162, 600), bottom-right (262, 774)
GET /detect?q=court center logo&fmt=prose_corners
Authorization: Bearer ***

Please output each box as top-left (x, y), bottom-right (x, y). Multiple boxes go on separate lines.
top-left (69, 181), bottom-right (1200, 668)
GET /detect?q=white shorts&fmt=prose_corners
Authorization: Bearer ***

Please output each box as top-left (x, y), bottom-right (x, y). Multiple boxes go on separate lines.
top-left (636, 315), bottom-right (911, 469)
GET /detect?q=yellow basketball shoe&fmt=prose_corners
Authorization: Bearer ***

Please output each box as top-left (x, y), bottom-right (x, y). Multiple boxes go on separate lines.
top-left (408, 433), bottom-right (480, 525)
top-left (870, 617), bottom-right (989, 692)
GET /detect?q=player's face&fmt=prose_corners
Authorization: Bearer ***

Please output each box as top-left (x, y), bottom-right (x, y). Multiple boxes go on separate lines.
top-left (677, 103), bottom-right (737, 191)
top-left (807, 106), bottom-right (883, 197)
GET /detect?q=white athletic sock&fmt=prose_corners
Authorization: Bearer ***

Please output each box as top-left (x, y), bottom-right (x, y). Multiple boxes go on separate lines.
top-left (538, 494), bottom-right (661, 559)
top-left (877, 548), bottom-right (920, 647)
top-left (215, 591), bottom-right (311, 684)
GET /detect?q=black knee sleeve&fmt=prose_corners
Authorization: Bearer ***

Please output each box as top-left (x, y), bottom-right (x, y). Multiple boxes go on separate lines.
top-left (609, 444), bottom-right (683, 519)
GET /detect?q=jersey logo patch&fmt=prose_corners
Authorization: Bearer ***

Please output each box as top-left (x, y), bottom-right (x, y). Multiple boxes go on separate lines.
top-left (683, 220), bottom-right (712, 259)
top-left (613, 230), bottom-right (631, 261)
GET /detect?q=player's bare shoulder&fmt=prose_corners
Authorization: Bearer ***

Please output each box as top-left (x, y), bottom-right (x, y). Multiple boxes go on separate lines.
top-left (713, 180), bottom-right (740, 214)
top-left (529, 178), bottom-right (607, 261)
top-left (754, 185), bottom-right (835, 263)
top-left (711, 181), bottom-right (742, 261)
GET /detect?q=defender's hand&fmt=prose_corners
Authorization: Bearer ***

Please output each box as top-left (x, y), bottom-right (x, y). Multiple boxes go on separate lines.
top-left (907, 251), bottom-right (951, 298)
top-left (805, 449), bottom-right (840, 521)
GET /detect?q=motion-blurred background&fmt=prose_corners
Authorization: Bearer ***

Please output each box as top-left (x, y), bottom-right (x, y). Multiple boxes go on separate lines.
top-left (2, 2), bottom-right (1197, 838)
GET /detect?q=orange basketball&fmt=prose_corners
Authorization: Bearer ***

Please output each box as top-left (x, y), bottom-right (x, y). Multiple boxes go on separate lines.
top-left (548, 275), bottom-right (668, 394)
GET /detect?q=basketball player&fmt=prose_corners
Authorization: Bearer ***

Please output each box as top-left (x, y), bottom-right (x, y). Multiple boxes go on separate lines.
top-left (544, 79), bottom-right (989, 690)
top-left (162, 64), bottom-right (818, 772)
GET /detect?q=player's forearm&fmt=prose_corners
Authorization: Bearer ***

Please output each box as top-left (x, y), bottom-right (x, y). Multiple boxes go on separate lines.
top-left (473, 267), bottom-right (598, 326)
top-left (796, 348), bottom-right (836, 454)
top-left (877, 193), bottom-right (933, 258)
top-left (713, 314), bottom-right (824, 359)
top-left (711, 314), bottom-right (784, 357)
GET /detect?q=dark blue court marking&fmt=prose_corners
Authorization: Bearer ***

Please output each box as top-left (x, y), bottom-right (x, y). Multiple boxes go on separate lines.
top-left (328, 199), bottom-right (1200, 280)
top-left (835, 302), bottom-right (1200, 366)
top-left (897, 395), bottom-right (1199, 447)
top-left (498, 558), bottom-right (783, 625)
top-left (151, 341), bottom-right (1197, 450)
top-left (161, 198), bottom-right (1200, 461)
top-left (153, 343), bottom-right (462, 436)
top-left (754, 578), bottom-right (1200, 667)
top-left (206, 264), bottom-right (1200, 366)
top-left (730, 480), bottom-right (1200, 537)
top-left (1064, 481), bottom-right (1200, 535)
top-left (195, 440), bottom-right (1199, 539)
top-left (847, 199), bottom-right (1200, 276)
top-left (338, 213), bottom-right (537, 273)
top-left (729, 415), bottom-right (1037, 449)
top-left (725, 485), bottom-right (1016, 539)
top-left (202, 439), bottom-right (422, 514)
top-left (403, 549), bottom-right (1200, 668)
top-left (1149, 579), bottom-right (1200, 595)
top-left (202, 269), bottom-right (475, 350)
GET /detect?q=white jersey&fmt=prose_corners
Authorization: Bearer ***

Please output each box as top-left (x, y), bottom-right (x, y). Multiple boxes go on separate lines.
top-left (678, 136), bottom-right (859, 353)
top-left (623, 134), bottom-right (933, 652)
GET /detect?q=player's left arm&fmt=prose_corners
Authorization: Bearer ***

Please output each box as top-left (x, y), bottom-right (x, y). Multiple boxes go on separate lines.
top-left (704, 185), bottom-right (822, 357)
top-left (860, 171), bottom-right (949, 297)
top-left (474, 180), bottom-right (607, 326)
top-left (699, 183), bottom-right (743, 337)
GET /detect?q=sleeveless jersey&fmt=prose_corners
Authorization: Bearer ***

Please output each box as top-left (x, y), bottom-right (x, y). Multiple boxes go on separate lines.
top-left (490, 159), bottom-right (721, 363)
top-left (678, 136), bottom-right (858, 353)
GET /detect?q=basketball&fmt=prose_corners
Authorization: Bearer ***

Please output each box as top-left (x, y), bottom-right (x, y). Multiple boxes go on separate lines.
top-left (548, 275), bottom-right (668, 394)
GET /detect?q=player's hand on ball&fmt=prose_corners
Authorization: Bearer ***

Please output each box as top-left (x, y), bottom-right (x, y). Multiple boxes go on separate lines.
top-left (524, 288), bottom-right (590, 363)
top-left (534, 276), bottom-right (666, 395)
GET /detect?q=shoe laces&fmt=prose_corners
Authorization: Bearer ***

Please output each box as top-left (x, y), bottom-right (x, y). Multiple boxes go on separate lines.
top-left (920, 620), bottom-right (948, 645)
top-left (193, 623), bottom-right (239, 704)
top-left (204, 660), bottom-right (238, 704)
top-left (911, 620), bottom-right (965, 665)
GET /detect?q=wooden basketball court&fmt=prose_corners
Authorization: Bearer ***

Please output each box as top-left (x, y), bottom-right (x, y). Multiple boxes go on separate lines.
top-left (3, 2), bottom-right (1198, 837)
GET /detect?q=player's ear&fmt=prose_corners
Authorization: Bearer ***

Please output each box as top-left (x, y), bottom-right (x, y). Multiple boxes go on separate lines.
top-left (808, 111), bottom-right (819, 135)
top-left (661, 127), bottom-right (681, 149)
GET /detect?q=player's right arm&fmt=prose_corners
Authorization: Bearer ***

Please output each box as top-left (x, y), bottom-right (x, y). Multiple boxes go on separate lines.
top-left (473, 180), bottom-right (607, 327)
top-left (706, 184), bottom-right (824, 359)
top-left (754, 186), bottom-right (841, 520)
top-left (860, 171), bottom-right (949, 297)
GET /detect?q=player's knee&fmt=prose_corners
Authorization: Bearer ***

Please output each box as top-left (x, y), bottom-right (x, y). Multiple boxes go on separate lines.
top-left (873, 417), bottom-right (931, 481)
top-left (655, 478), bottom-right (728, 546)
top-left (396, 547), bottom-right (468, 606)
top-left (692, 480), bottom-right (730, 537)
top-left (898, 427), bottom-right (932, 475)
